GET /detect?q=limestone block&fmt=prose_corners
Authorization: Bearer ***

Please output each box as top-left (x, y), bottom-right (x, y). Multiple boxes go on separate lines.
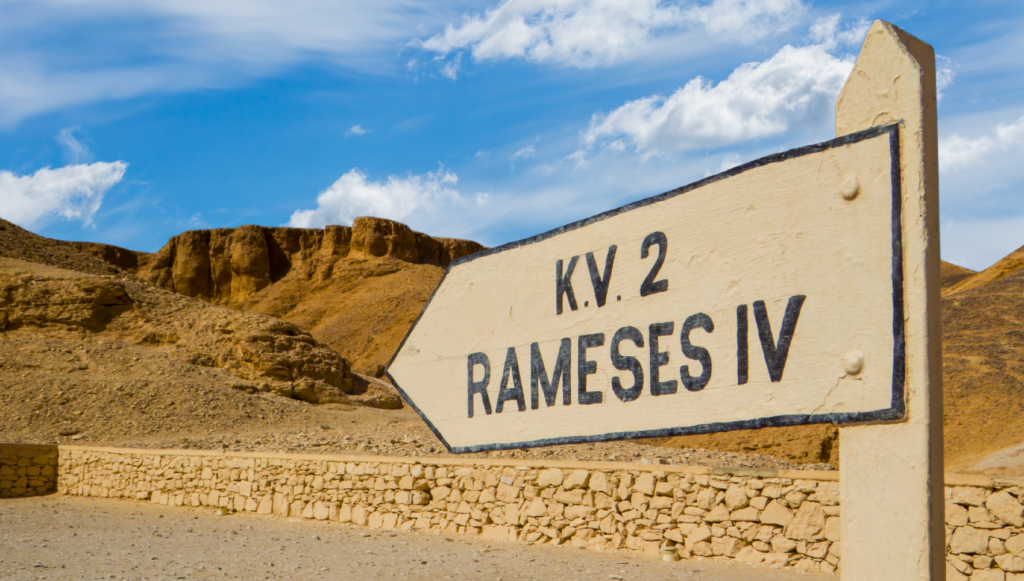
top-left (245, 497), bottom-right (258, 512)
top-left (763, 553), bottom-right (789, 568)
top-left (712, 536), bottom-right (745, 557)
top-left (257, 496), bottom-right (272, 515)
top-left (313, 502), bottom-right (329, 520)
top-left (588, 472), bottom-right (610, 495)
top-left (705, 505), bottom-right (730, 523)
top-left (300, 502), bottom-right (315, 519)
top-left (771, 535), bottom-right (797, 553)
top-left (988, 492), bottom-right (1024, 527)
top-left (695, 488), bottom-right (716, 510)
top-left (760, 501), bottom-right (794, 527)
top-left (950, 526), bottom-right (991, 554)
top-left (946, 564), bottom-right (969, 581)
top-left (731, 507), bottom-right (760, 522)
top-left (634, 473), bottom-right (655, 496)
top-left (527, 497), bottom-right (547, 517)
top-left (665, 529), bottom-right (684, 544)
top-left (553, 490), bottom-right (584, 505)
top-left (953, 487), bottom-right (987, 507)
top-left (824, 516), bottom-right (841, 541)
top-left (947, 501), bottom-right (970, 527)
top-left (785, 502), bottom-right (825, 541)
top-left (368, 512), bottom-right (384, 528)
top-left (993, 538), bottom-right (1009, 556)
top-left (998, 555), bottom-right (1024, 573)
top-left (538, 469), bottom-right (564, 488)
top-left (686, 526), bottom-right (712, 545)
top-left (725, 485), bottom-right (749, 510)
top-left (431, 486), bottom-right (451, 502)
top-left (750, 496), bottom-right (769, 511)
top-left (496, 483), bottom-right (519, 502)
top-left (383, 513), bottom-right (399, 529)
top-left (649, 496), bottom-right (672, 510)
top-left (973, 569), bottom-right (1006, 581)
top-left (1006, 535), bottom-right (1024, 556)
top-left (562, 470), bottom-right (590, 491)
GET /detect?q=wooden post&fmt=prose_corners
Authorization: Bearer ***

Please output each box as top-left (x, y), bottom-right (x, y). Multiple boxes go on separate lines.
top-left (836, 21), bottom-right (945, 581)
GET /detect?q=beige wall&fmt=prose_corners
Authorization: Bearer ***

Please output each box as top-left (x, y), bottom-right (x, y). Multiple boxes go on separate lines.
top-left (0, 444), bottom-right (57, 498)
top-left (42, 446), bottom-right (1024, 579)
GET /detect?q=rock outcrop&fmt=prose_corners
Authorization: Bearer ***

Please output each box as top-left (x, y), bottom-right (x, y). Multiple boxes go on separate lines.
top-left (0, 257), bottom-right (356, 404)
top-left (135, 217), bottom-right (484, 309)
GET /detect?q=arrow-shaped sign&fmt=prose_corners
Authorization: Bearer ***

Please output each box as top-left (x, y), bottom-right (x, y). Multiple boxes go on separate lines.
top-left (388, 124), bottom-right (905, 453)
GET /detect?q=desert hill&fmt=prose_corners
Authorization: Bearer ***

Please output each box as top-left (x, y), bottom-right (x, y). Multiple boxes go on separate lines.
top-left (0, 217), bottom-right (412, 446)
top-left (71, 217), bottom-right (484, 376)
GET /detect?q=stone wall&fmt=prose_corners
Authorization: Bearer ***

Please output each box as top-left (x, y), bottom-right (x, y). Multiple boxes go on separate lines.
top-left (0, 444), bottom-right (57, 498)
top-left (50, 446), bottom-right (1024, 579)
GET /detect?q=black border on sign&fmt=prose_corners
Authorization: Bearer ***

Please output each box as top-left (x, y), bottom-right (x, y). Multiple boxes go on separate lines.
top-left (385, 123), bottom-right (906, 454)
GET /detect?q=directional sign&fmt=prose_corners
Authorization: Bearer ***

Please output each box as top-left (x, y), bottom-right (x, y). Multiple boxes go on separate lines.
top-left (387, 124), bottom-right (905, 453)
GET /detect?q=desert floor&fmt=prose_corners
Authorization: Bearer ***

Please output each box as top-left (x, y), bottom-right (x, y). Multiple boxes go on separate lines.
top-left (0, 495), bottom-right (829, 581)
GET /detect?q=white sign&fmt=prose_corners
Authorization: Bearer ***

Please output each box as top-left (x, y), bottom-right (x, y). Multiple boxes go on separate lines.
top-left (387, 125), bottom-right (905, 453)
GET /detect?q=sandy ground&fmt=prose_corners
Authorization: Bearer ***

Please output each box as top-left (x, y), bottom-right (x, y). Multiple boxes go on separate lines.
top-left (0, 495), bottom-right (830, 581)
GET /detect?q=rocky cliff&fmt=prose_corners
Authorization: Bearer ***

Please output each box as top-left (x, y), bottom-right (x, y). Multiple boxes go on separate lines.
top-left (133, 217), bottom-right (482, 309)
top-left (113, 217), bottom-right (484, 375)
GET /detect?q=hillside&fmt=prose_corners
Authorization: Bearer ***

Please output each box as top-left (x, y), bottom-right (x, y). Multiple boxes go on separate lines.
top-left (71, 218), bottom-right (484, 376)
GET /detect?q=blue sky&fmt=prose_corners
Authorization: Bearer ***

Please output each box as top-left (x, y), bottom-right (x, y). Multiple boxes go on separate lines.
top-left (0, 0), bottom-right (1022, 270)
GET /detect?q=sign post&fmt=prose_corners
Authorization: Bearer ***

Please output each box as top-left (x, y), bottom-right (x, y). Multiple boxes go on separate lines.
top-left (388, 20), bottom-right (942, 580)
top-left (835, 21), bottom-right (944, 581)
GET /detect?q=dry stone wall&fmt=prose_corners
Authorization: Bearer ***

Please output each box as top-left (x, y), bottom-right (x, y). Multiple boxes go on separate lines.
top-left (0, 444), bottom-right (57, 498)
top-left (46, 446), bottom-right (1024, 579)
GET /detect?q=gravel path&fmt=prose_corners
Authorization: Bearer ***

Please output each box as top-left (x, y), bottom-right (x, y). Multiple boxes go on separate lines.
top-left (0, 495), bottom-right (829, 581)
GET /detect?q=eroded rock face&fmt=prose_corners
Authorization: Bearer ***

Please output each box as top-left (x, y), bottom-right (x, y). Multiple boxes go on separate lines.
top-left (0, 258), bottom-right (357, 404)
top-left (136, 217), bottom-right (483, 307)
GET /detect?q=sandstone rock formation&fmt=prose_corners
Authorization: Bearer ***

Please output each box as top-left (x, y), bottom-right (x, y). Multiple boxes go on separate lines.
top-left (133, 217), bottom-right (483, 308)
top-left (0, 257), bottom-right (356, 404)
top-left (118, 217), bottom-right (484, 374)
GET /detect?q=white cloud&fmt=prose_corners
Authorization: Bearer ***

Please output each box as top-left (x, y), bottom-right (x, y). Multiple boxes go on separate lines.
top-left (417, 0), bottom-right (804, 69)
top-left (0, 162), bottom-right (128, 228)
top-left (936, 55), bottom-right (955, 101)
top-left (808, 13), bottom-right (868, 50)
top-left (940, 112), bottom-right (1024, 172)
top-left (511, 145), bottom-right (535, 160)
top-left (346, 125), bottom-right (370, 136)
top-left (440, 53), bottom-right (463, 80)
top-left (579, 41), bottom-right (854, 156)
top-left (287, 167), bottom-right (489, 230)
top-left (56, 126), bottom-right (92, 164)
top-left (0, 0), bottom-right (456, 125)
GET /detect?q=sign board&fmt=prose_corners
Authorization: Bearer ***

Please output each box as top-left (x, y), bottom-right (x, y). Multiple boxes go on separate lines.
top-left (388, 124), bottom-right (905, 453)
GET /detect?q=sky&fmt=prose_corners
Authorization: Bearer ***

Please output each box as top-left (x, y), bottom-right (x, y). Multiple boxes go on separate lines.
top-left (0, 0), bottom-right (1022, 271)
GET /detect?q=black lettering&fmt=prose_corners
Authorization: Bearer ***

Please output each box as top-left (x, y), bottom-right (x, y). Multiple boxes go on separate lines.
top-left (753, 295), bottom-right (806, 382)
top-left (640, 232), bottom-right (668, 297)
top-left (649, 322), bottom-right (677, 396)
top-left (737, 304), bottom-right (748, 385)
top-left (610, 326), bottom-right (644, 402)
top-left (530, 339), bottom-right (572, 408)
top-left (496, 347), bottom-right (526, 413)
top-left (556, 256), bottom-right (580, 315)
top-left (585, 245), bottom-right (617, 308)
top-left (467, 352), bottom-right (492, 418)
top-left (577, 333), bottom-right (605, 405)
top-left (680, 313), bottom-right (714, 392)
